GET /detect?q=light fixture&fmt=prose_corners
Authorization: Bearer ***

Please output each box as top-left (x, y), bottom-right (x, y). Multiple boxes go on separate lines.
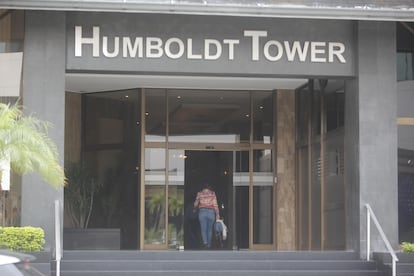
top-left (125, 95), bottom-right (129, 98)
top-left (145, 112), bottom-right (149, 116)
top-left (177, 95), bottom-right (181, 99)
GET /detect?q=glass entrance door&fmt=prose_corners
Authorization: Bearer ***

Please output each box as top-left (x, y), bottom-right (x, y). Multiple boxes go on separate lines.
top-left (142, 88), bottom-right (275, 250)
top-left (144, 148), bottom-right (250, 250)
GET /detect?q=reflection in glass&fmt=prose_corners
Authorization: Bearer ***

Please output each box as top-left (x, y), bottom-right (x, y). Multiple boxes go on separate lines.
top-left (311, 142), bottom-right (321, 250)
top-left (73, 90), bottom-right (140, 249)
top-left (299, 146), bottom-right (309, 249)
top-left (0, 11), bottom-right (24, 53)
top-left (168, 90), bottom-right (250, 143)
top-left (145, 148), bottom-right (166, 245)
top-left (145, 89), bottom-right (166, 142)
top-left (168, 150), bottom-right (185, 249)
top-left (253, 92), bottom-right (274, 144)
top-left (253, 149), bottom-right (273, 244)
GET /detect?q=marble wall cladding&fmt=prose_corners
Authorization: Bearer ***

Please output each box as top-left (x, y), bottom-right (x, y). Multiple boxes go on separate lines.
top-left (276, 89), bottom-right (296, 250)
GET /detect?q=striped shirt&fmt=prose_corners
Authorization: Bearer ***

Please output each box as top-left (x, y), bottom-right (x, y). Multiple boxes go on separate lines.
top-left (194, 188), bottom-right (220, 218)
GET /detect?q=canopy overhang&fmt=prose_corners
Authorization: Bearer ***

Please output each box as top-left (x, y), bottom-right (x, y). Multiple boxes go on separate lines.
top-left (0, 0), bottom-right (414, 22)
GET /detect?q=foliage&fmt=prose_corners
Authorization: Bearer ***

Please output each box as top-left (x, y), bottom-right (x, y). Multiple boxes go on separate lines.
top-left (0, 226), bottom-right (45, 251)
top-left (0, 102), bottom-right (65, 188)
top-left (401, 242), bottom-right (414, 253)
top-left (65, 162), bottom-right (101, 228)
top-left (168, 196), bottom-right (184, 217)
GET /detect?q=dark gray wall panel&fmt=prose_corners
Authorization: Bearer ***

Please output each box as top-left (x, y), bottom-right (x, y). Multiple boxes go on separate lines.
top-left (356, 21), bottom-right (398, 257)
top-left (21, 11), bottom-right (65, 251)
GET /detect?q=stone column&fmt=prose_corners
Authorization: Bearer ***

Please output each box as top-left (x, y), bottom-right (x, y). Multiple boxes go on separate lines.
top-left (276, 89), bottom-right (296, 250)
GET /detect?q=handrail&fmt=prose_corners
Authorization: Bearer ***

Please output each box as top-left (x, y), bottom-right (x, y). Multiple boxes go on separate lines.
top-left (365, 203), bottom-right (398, 276)
top-left (54, 200), bottom-right (62, 276)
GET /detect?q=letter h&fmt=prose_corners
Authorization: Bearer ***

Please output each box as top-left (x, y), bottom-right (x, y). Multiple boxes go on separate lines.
top-left (75, 26), bottom-right (100, 57)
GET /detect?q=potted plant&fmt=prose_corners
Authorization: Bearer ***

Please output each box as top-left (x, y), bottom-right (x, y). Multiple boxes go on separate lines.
top-left (64, 162), bottom-right (120, 249)
top-left (64, 162), bottom-right (99, 229)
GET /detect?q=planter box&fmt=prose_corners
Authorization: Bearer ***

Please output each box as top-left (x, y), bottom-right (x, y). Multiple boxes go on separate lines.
top-left (63, 228), bottom-right (120, 250)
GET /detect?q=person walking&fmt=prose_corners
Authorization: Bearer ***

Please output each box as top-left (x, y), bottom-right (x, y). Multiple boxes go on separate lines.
top-left (193, 183), bottom-right (220, 249)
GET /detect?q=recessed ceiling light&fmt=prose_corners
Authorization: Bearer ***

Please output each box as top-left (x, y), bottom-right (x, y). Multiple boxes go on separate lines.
top-left (125, 95), bottom-right (129, 98)
top-left (177, 95), bottom-right (181, 99)
top-left (145, 112), bottom-right (149, 116)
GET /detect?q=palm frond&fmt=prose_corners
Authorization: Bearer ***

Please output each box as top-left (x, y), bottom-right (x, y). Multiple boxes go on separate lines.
top-left (0, 102), bottom-right (65, 188)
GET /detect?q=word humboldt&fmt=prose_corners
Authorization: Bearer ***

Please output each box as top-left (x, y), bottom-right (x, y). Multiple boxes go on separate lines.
top-left (75, 26), bottom-right (346, 63)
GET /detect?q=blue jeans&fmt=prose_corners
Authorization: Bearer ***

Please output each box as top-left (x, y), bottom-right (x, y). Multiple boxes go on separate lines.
top-left (198, 208), bottom-right (215, 248)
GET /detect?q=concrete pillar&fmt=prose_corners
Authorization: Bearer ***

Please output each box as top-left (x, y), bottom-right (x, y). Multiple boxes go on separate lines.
top-left (345, 21), bottom-right (398, 257)
top-left (21, 11), bottom-right (66, 251)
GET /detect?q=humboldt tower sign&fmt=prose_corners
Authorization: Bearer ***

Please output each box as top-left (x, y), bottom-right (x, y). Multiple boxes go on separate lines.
top-left (66, 13), bottom-right (355, 77)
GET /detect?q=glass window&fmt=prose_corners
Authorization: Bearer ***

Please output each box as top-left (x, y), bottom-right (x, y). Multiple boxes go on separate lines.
top-left (234, 150), bottom-right (250, 249)
top-left (168, 90), bottom-right (250, 143)
top-left (253, 91), bottom-right (274, 144)
top-left (144, 148), bottom-right (166, 245)
top-left (253, 149), bottom-right (273, 244)
top-left (66, 90), bottom-right (141, 249)
top-left (397, 53), bottom-right (414, 81)
top-left (398, 126), bottom-right (414, 243)
top-left (168, 149), bottom-right (185, 249)
top-left (311, 142), bottom-right (321, 250)
top-left (145, 89), bottom-right (166, 142)
top-left (0, 10), bottom-right (24, 53)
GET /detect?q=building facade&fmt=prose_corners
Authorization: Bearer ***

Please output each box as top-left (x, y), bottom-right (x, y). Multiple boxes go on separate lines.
top-left (0, 1), bottom-right (413, 257)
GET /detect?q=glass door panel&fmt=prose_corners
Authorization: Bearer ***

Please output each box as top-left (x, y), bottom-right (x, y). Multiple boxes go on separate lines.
top-left (253, 149), bottom-right (274, 245)
top-left (234, 151), bottom-right (250, 249)
top-left (144, 148), bottom-right (166, 247)
top-left (168, 149), bottom-right (185, 249)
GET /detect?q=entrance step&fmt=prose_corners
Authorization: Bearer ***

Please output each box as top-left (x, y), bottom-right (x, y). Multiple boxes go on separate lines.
top-left (52, 250), bottom-right (382, 276)
top-left (374, 252), bottom-right (414, 276)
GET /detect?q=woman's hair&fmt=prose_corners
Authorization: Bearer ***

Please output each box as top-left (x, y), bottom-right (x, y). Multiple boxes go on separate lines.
top-left (203, 182), bottom-right (212, 190)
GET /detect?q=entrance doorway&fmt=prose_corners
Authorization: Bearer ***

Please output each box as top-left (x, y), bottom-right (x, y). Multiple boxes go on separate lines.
top-left (143, 88), bottom-right (275, 250)
top-left (64, 82), bottom-right (346, 251)
top-left (184, 151), bottom-right (232, 249)
top-left (144, 148), bottom-right (252, 250)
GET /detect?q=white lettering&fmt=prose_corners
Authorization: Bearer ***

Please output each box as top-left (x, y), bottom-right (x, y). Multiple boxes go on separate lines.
top-left (284, 41), bottom-right (309, 62)
top-left (102, 36), bottom-right (119, 58)
top-left (264, 40), bottom-right (283, 61)
top-left (187, 38), bottom-right (202, 59)
top-left (165, 38), bottom-right (185, 59)
top-left (311, 42), bottom-right (326, 63)
top-left (146, 37), bottom-right (163, 58)
top-left (205, 39), bottom-right (222, 60)
top-left (75, 26), bottom-right (100, 57)
top-left (73, 26), bottom-right (347, 64)
top-left (223, 39), bottom-right (240, 60)
top-left (122, 37), bottom-right (143, 58)
top-left (329, 42), bottom-right (346, 63)
top-left (244, 30), bottom-right (267, 61)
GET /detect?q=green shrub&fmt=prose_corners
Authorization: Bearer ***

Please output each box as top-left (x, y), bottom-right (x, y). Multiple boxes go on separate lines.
top-left (401, 242), bottom-right (414, 253)
top-left (0, 227), bottom-right (45, 251)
